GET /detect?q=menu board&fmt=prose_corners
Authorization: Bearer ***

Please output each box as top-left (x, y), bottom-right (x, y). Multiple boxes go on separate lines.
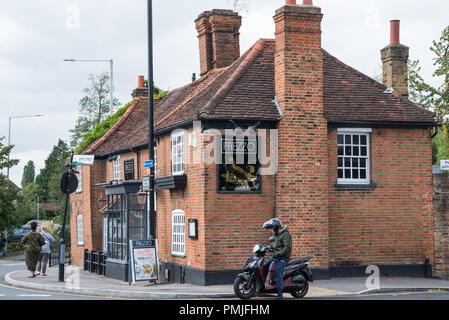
top-left (129, 239), bottom-right (158, 283)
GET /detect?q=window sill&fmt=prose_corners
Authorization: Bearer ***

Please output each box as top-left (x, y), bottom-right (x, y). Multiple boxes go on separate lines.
top-left (171, 253), bottom-right (186, 258)
top-left (334, 183), bottom-right (377, 189)
top-left (217, 190), bottom-right (262, 194)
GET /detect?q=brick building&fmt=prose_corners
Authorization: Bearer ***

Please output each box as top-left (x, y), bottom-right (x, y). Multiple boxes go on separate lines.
top-left (71, 0), bottom-right (438, 284)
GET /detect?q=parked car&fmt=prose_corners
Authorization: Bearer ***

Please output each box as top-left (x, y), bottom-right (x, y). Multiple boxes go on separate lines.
top-left (8, 226), bottom-right (31, 244)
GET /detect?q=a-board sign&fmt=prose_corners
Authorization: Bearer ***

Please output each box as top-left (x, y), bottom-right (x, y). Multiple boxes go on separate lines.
top-left (129, 239), bottom-right (158, 284)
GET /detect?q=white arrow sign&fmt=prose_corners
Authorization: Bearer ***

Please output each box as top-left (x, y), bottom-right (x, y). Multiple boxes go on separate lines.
top-left (73, 155), bottom-right (95, 166)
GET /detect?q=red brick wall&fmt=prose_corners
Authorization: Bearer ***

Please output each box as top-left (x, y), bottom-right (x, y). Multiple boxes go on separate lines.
top-left (154, 128), bottom-right (275, 271)
top-left (155, 128), bottom-right (207, 269)
top-left (433, 173), bottom-right (449, 279)
top-left (274, 4), bottom-right (329, 270)
top-left (328, 128), bottom-right (434, 267)
top-left (70, 159), bottom-right (107, 267)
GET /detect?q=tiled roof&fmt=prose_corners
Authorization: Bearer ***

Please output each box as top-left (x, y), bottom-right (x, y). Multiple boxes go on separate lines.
top-left (83, 38), bottom-right (435, 156)
top-left (322, 50), bottom-right (435, 124)
top-left (40, 203), bottom-right (61, 212)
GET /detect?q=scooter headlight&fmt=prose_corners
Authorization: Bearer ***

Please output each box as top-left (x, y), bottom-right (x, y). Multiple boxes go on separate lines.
top-left (253, 244), bottom-right (261, 253)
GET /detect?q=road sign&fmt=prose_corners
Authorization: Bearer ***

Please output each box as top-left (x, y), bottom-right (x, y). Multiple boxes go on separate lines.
top-left (142, 176), bottom-right (151, 192)
top-left (144, 160), bottom-right (154, 168)
top-left (73, 155), bottom-right (95, 166)
top-left (60, 171), bottom-right (78, 194)
top-left (441, 159), bottom-right (449, 171)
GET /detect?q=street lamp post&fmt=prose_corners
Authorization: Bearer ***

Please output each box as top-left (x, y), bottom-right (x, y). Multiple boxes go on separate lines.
top-left (63, 58), bottom-right (114, 115)
top-left (147, 0), bottom-right (156, 241)
top-left (35, 194), bottom-right (40, 221)
top-left (7, 115), bottom-right (45, 179)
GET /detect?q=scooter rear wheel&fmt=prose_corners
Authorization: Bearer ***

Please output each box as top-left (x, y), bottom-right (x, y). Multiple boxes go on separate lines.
top-left (290, 280), bottom-right (309, 299)
top-left (233, 277), bottom-right (257, 300)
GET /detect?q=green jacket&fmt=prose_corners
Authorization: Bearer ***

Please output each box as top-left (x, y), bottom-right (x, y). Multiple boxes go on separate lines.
top-left (272, 226), bottom-right (292, 259)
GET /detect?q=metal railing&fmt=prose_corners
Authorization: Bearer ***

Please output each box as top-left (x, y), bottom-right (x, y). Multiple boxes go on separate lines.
top-left (49, 246), bottom-right (71, 267)
top-left (84, 249), bottom-right (107, 276)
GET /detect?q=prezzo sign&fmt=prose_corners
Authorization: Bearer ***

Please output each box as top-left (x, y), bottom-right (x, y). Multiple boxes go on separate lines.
top-left (222, 136), bottom-right (258, 155)
top-left (129, 239), bottom-right (158, 284)
top-left (441, 160), bottom-right (449, 171)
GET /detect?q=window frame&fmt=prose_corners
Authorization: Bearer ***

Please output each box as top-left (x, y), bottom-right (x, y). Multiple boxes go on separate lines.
top-left (113, 155), bottom-right (121, 181)
top-left (76, 214), bottom-right (84, 246)
top-left (171, 132), bottom-right (185, 176)
top-left (337, 128), bottom-right (371, 185)
top-left (217, 135), bottom-right (262, 194)
top-left (171, 209), bottom-right (186, 257)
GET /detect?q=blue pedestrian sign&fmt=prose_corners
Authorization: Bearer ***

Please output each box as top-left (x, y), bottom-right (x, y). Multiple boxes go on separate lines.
top-left (144, 160), bottom-right (154, 168)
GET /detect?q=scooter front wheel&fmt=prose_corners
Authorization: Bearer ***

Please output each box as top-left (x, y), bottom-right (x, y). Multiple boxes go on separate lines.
top-left (290, 280), bottom-right (309, 299)
top-left (233, 276), bottom-right (257, 300)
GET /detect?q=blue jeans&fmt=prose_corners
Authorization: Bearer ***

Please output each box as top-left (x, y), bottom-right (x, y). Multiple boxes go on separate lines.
top-left (263, 257), bottom-right (289, 294)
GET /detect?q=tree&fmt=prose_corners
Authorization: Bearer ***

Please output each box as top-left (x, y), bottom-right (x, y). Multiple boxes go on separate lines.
top-left (21, 160), bottom-right (35, 189)
top-left (0, 137), bottom-right (21, 231)
top-left (70, 72), bottom-right (120, 148)
top-left (227, 0), bottom-right (250, 13)
top-left (35, 139), bottom-right (71, 204)
top-left (408, 25), bottom-right (449, 164)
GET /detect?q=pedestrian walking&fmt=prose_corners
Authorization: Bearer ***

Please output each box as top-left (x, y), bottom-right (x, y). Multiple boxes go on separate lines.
top-left (36, 226), bottom-right (55, 276)
top-left (19, 221), bottom-right (46, 278)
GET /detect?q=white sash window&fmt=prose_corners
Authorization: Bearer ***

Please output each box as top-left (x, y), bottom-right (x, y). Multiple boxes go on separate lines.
top-left (171, 210), bottom-right (186, 256)
top-left (337, 128), bottom-right (371, 184)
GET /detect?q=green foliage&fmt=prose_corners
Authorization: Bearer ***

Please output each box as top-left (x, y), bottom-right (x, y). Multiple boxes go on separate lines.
top-left (0, 137), bottom-right (20, 231)
top-left (35, 140), bottom-right (70, 204)
top-left (21, 160), bottom-right (35, 189)
top-left (70, 72), bottom-right (121, 148)
top-left (408, 25), bottom-right (449, 164)
top-left (75, 99), bottom-right (136, 154)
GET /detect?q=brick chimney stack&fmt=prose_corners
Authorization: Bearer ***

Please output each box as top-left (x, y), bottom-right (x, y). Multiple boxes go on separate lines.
top-left (274, 0), bottom-right (329, 271)
top-left (381, 20), bottom-right (409, 98)
top-left (195, 9), bottom-right (242, 76)
top-left (132, 75), bottom-right (148, 98)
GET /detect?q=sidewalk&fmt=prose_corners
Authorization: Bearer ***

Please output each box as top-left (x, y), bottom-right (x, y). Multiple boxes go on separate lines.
top-left (4, 265), bottom-right (449, 299)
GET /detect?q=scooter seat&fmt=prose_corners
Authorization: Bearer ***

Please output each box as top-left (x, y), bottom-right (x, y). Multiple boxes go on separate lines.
top-left (287, 258), bottom-right (303, 266)
top-left (287, 257), bottom-right (311, 266)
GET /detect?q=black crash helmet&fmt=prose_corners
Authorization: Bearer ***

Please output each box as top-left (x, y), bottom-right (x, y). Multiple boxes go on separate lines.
top-left (263, 218), bottom-right (282, 233)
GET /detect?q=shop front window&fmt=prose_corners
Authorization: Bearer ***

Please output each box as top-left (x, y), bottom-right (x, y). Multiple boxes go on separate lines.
top-left (218, 135), bottom-right (261, 193)
top-left (106, 194), bottom-right (127, 261)
top-left (128, 194), bottom-right (146, 241)
top-left (104, 191), bottom-right (148, 262)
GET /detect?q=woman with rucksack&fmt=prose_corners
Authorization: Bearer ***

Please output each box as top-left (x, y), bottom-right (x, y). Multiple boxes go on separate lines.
top-left (19, 221), bottom-right (46, 278)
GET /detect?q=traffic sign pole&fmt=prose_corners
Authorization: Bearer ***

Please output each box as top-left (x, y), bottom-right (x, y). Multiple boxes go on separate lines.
top-left (59, 152), bottom-right (76, 282)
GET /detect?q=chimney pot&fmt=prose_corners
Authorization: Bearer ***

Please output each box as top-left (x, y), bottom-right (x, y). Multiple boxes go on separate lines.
top-left (303, 0), bottom-right (313, 5)
top-left (390, 20), bottom-right (400, 44)
top-left (285, 0), bottom-right (296, 5)
top-left (138, 75), bottom-right (145, 88)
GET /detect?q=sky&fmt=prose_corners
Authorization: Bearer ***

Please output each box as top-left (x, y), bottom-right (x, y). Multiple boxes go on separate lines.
top-left (0, 0), bottom-right (448, 186)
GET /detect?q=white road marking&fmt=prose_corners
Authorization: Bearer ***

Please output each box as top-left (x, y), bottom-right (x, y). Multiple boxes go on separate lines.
top-left (4, 263), bottom-right (24, 266)
top-left (0, 294), bottom-right (6, 297)
top-left (17, 294), bottom-right (52, 297)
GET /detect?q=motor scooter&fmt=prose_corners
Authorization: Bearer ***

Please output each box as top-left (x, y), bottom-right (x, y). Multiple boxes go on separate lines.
top-left (234, 243), bottom-right (313, 299)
